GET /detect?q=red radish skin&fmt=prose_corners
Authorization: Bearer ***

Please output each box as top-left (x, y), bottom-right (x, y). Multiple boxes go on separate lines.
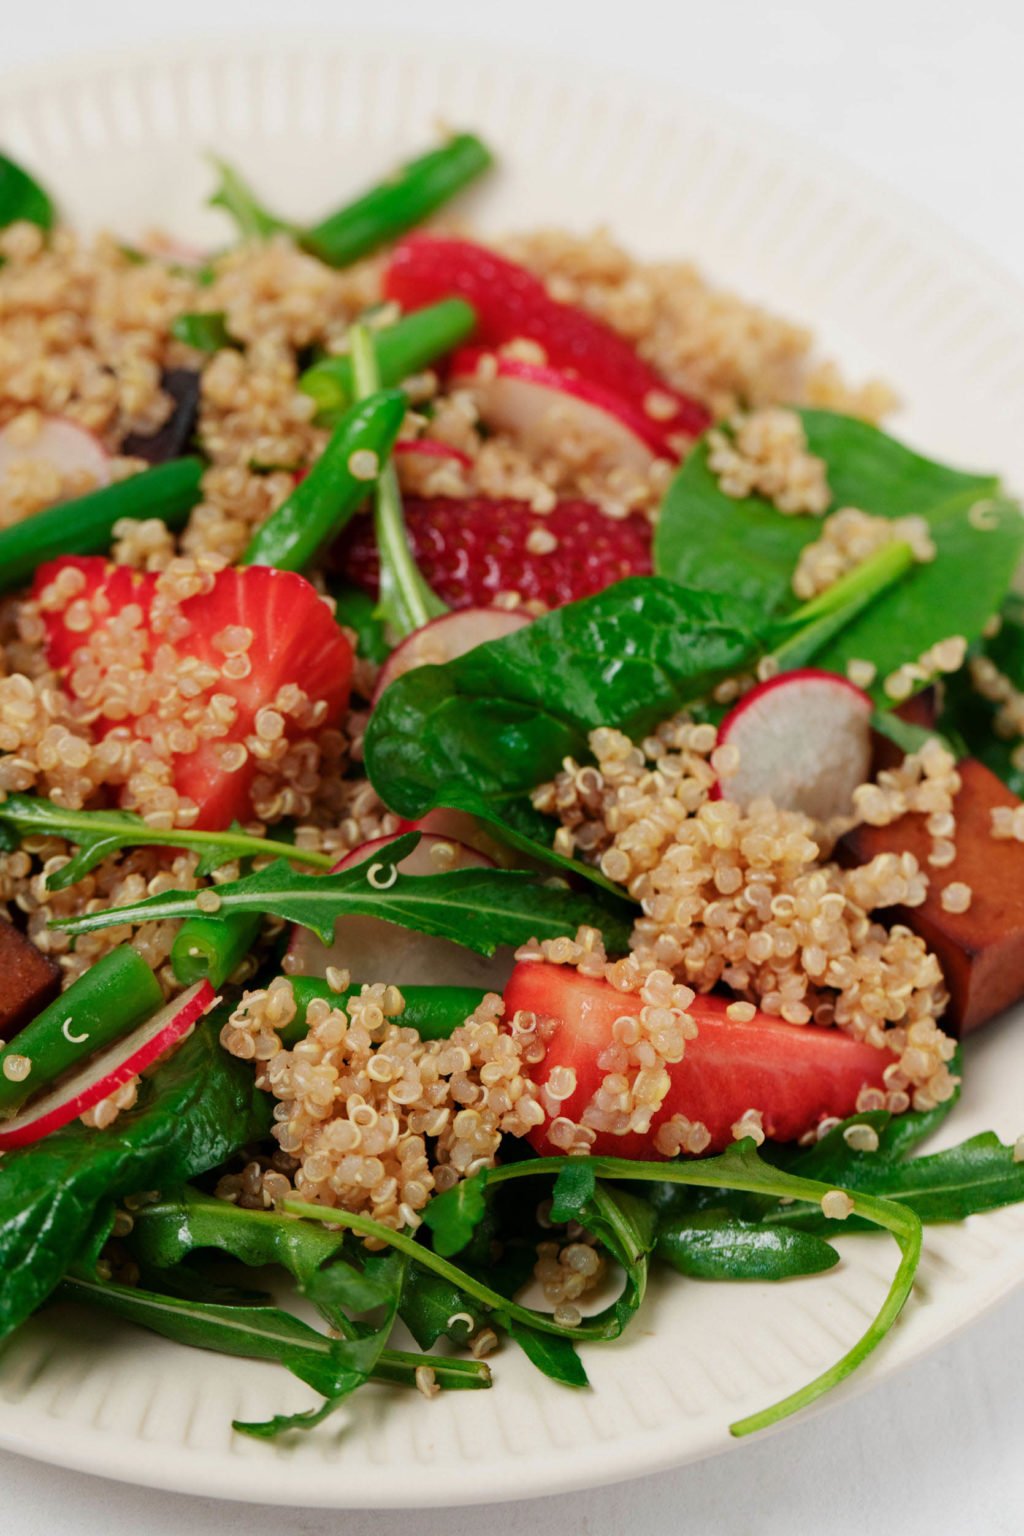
top-left (384, 235), bottom-right (711, 448)
top-left (373, 607), bottom-right (531, 703)
top-left (450, 348), bottom-right (660, 470)
top-left (716, 669), bottom-right (873, 822)
top-left (0, 980), bottom-right (215, 1150)
top-left (0, 415), bottom-right (111, 502)
top-left (287, 833), bottom-right (513, 992)
top-left (503, 962), bottom-right (895, 1158)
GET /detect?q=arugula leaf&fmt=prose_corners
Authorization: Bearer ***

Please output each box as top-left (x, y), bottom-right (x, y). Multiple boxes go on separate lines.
top-left (507, 1320), bottom-right (589, 1387)
top-left (59, 1274), bottom-right (363, 1401)
top-left (330, 583), bottom-right (391, 665)
top-left (0, 795), bottom-right (332, 889)
top-left (365, 575), bottom-right (763, 836)
top-left (656, 409), bottom-right (999, 616)
top-left (52, 833), bottom-right (631, 954)
top-left (657, 1212), bottom-right (839, 1280)
top-left (0, 151), bottom-right (54, 231)
top-left (792, 1132), bottom-right (1024, 1225)
top-left (208, 157), bottom-right (292, 241)
top-left (0, 1019), bottom-right (266, 1339)
top-left (422, 1170), bottom-right (489, 1258)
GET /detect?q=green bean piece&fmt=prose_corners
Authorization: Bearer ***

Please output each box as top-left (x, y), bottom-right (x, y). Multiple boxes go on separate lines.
top-left (0, 151), bottom-right (54, 231)
top-left (0, 457), bottom-right (204, 594)
top-left (283, 978), bottom-right (486, 1046)
top-left (171, 911), bottom-right (262, 990)
top-left (299, 299), bottom-right (476, 421)
top-left (0, 947), bottom-right (162, 1115)
top-left (171, 311), bottom-right (234, 353)
top-left (302, 133), bottom-right (493, 268)
top-left (240, 389), bottom-right (406, 572)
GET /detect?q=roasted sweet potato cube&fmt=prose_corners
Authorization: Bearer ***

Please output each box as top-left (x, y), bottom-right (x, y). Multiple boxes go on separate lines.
top-left (842, 758), bottom-right (1024, 1036)
top-left (0, 916), bottom-right (61, 1039)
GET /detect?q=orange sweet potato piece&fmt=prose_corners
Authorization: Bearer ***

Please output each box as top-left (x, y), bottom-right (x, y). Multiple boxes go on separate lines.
top-left (842, 758), bottom-right (1024, 1036)
top-left (0, 916), bottom-right (60, 1039)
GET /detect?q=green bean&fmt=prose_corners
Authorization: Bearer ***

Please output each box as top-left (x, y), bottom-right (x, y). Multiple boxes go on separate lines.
top-left (302, 133), bottom-right (492, 268)
top-left (0, 457), bottom-right (204, 593)
top-left (170, 311), bottom-right (234, 352)
top-left (0, 151), bottom-right (54, 231)
top-left (171, 911), bottom-right (262, 990)
top-left (0, 947), bottom-right (162, 1114)
top-left (282, 978), bottom-right (486, 1046)
top-left (299, 299), bottom-right (476, 421)
top-left (240, 389), bottom-right (406, 572)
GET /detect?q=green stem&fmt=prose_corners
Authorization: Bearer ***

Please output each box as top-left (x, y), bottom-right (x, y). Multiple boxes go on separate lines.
top-left (349, 324), bottom-right (447, 640)
top-left (299, 299), bottom-right (476, 421)
top-left (241, 389), bottom-right (407, 572)
top-left (399, 1150), bottom-right (923, 1437)
top-left (772, 539), bottom-right (914, 672)
top-left (0, 947), bottom-right (162, 1114)
top-left (302, 133), bottom-right (493, 267)
top-left (284, 978), bottom-right (486, 1045)
top-left (0, 459), bottom-right (204, 593)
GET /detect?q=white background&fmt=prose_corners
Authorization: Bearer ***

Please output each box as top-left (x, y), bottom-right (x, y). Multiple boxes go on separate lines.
top-left (3, 1), bottom-right (1024, 1531)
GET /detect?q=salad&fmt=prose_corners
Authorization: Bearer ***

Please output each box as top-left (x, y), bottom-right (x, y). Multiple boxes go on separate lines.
top-left (1, 131), bottom-right (1024, 1445)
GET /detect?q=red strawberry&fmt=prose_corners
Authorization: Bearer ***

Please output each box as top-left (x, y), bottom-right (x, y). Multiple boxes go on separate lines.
top-left (336, 496), bottom-right (652, 611)
top-left (33, 558), bottom-right (352, 830)
top-left (384, 235), bottom-right (711, 451)
top-left (504, 962), bottom-right (896, 1157)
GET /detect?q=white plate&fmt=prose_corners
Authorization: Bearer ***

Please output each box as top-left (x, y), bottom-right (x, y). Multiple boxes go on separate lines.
top-left (2, 35), bottom-right (1024, 1511)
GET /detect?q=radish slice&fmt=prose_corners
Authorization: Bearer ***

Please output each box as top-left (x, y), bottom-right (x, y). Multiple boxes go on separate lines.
top-left (717, 669), bottom-right (873, 822)
top-left (451, 347), bottom-right (663, 471)
top-left (396, 807), bottom-right (521, 869)
top-left (373, 607), bottom-right (531, 703)
top-left (0, 980), bottom-right (215, 1150)
top-left (394, 438), bottom-right (472, 469)
top-left (287, 833), bottom-right (513, 992)
top-left (0, 415), bottom-right (111, 502)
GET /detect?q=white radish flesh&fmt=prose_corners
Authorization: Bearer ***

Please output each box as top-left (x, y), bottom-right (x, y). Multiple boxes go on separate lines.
top-left (451, 349), bottom-right (661, 473)
top-left (717, 669), bottom-right (873, 822)
top-left (373, 607), bottom-right (530, 702)
top-left (287, 833), bottom-right (513, 992)
top-left (0, 414), bottom-right (111, 502)
top-left (0, 980), bottom-right (215, 1150)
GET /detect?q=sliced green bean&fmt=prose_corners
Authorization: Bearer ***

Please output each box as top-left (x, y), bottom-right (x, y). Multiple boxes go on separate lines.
top-left (300, 299), bottom-right (476, 421)
top-left (0, 457), bottom-right (204, 593)
top-left (0, 947), bottom-right (162, 1114)
top-left (0, 151), bottom-right (54, 231)
top-left (171, 311), bottom-right (234, 353)
top-left (240, 390), bottom-right (406, 572)
top-left (302, 133), bottom-right (493, 268)
top-left (171, 911), bottom-right (262, 990)
top-left (283, 978), bottom-right (486, 1045)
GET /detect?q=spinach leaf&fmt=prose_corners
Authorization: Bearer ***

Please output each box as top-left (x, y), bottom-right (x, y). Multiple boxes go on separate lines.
top-left (0, 1020), bottom-right (265, 1339)
top-left (53, 833), bottom-right (631, 955)
top-left (655, 409), bottom-right (999, 617)
top-left (807, 496), bottom-right (1024, 691)
top-left (0, 151), bottom-right (54, 231)
top-left (365, 575), bottom-right (763, 836)
top-left (657, 1211), bottom-right (839, 1280)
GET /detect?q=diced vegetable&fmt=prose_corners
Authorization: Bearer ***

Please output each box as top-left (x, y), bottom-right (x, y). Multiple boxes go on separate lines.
top-left (0, 980), bottom-right (215, 1149)
top-left (299, 299), bottom-right (477, 419)
top-left (0, 947), bottom-right (162, 1115)
top-left (0, 457), bottom-right (203, 593)
top-left (241, 388), bottom-right (406, 572)
top-left (0, 919), bottom-right (60, 1040)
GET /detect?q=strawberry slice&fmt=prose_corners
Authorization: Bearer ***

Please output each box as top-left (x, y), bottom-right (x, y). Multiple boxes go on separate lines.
top-left (336, 495), bottom-right (652, 611)
top-left (504, 962), bottom-right (896, 1157)
top-left (384, 235), bottom-right (711, 452)
top-left (34, 558), bottom-right (352, 830)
